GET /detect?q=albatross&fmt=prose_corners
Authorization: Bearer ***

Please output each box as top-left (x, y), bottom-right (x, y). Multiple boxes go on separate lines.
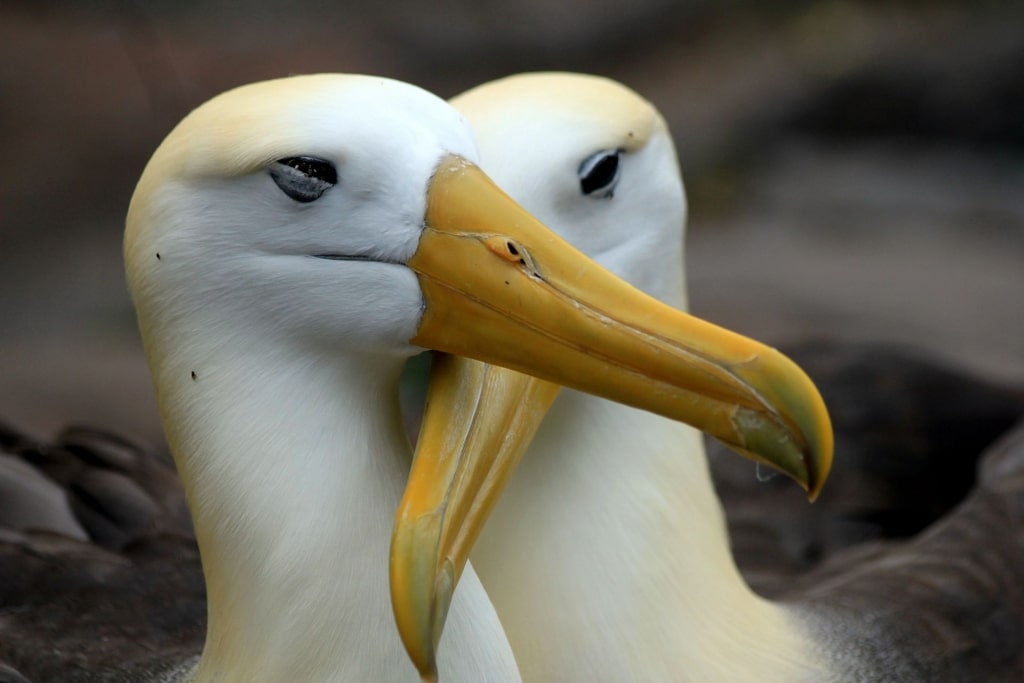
top-left (0, 72), bottom-right (832, 682)
top-left (391, 72), bottom-right (831, 678)
top-left (391, 72), bottom-right (1024, 682)
top-left (122, 73), bottom-right (527, 683)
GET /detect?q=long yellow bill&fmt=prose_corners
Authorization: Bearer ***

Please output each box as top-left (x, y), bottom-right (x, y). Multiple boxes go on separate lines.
top-left (392, 155), bottom-right (833, 681)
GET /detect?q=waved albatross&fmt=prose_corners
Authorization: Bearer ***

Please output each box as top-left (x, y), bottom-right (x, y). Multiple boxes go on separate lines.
top-left (391, 72), bottom-right (832, 678)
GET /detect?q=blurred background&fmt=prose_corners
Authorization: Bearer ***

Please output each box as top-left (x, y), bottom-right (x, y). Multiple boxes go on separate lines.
top-left (1, 0), bottom-right (1022, 450)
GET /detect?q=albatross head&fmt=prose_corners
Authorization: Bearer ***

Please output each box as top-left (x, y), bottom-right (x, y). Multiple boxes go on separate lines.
top-left (125, 74), bottom-right (476, 359)
top-left (449, 71), bottom-right (688, 305)
top-left (390, 72), bottom-right (835, 678)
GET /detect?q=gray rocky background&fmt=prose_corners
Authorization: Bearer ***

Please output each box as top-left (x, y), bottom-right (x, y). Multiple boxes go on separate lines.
top-left (1, 0), bottom-right (1022, 449)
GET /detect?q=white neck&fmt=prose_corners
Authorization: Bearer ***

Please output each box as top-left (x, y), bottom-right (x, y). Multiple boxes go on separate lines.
top-left (148, 339), bottom-right (519, 682)
top-left (472, 284), bottom-right (827, 682)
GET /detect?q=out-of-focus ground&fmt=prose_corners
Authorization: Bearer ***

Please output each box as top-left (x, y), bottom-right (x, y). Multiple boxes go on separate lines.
top-left (1, 0), bottom-right (1022, 449)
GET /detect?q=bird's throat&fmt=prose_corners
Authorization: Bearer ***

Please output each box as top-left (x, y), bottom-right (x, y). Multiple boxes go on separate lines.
top-left (156, 347), bottom-right (416, 682)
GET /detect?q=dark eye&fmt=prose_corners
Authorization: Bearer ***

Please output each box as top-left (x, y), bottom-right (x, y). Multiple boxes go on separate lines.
top-left (578, 150), bottom-right (621, 199)
top-left (270, 156), bottom-right (338, 203)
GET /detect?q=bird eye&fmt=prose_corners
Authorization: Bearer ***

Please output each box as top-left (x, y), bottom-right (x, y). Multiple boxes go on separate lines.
top-left (270, 156), bottom-right (338, 203)
top-left (578, 150), bottom-right (621, 199)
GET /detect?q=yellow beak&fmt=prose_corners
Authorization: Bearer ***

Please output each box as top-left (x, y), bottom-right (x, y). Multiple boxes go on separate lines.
top-left (391, 155), bottom-right (833, 680)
